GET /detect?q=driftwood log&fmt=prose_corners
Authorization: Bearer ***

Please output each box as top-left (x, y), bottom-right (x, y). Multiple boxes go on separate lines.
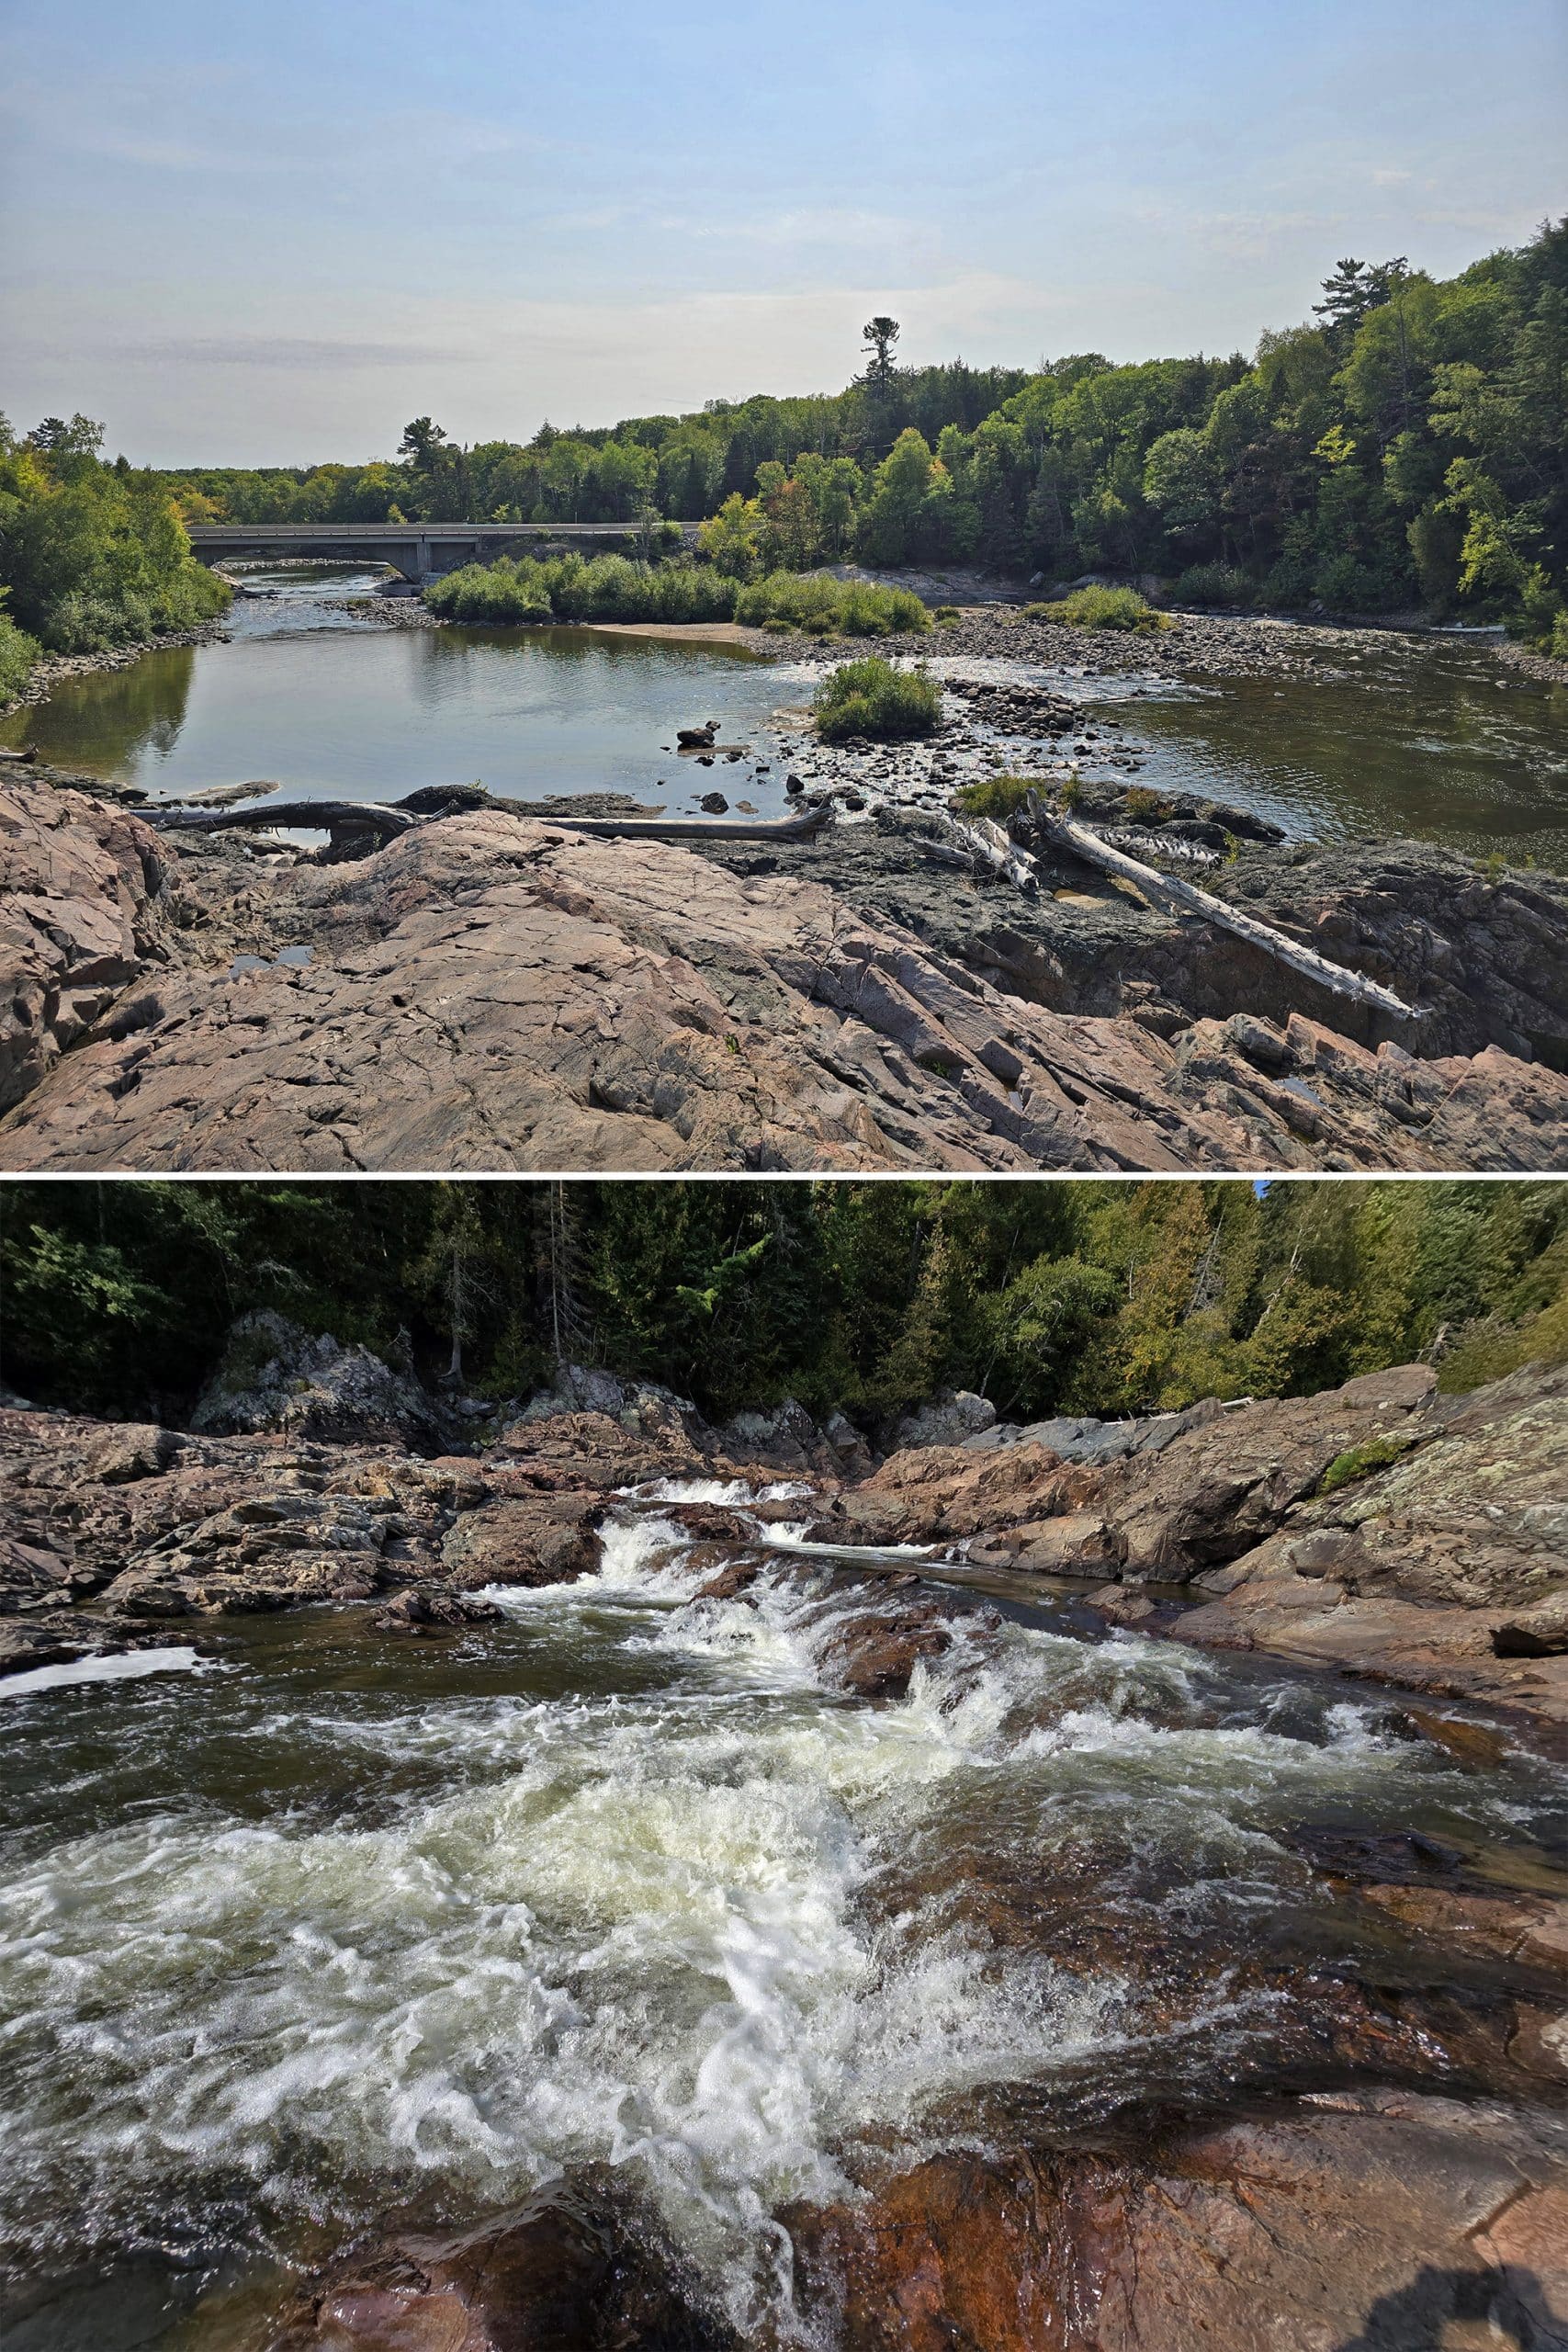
top-left (145, 796), bottom-right (834, 847)
top-left (1026, 794), bottom-right (1416, 1021)
top-left (146, 799), bottom-right (414, 838)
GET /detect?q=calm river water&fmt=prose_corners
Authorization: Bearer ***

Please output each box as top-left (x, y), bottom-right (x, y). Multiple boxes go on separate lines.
top-left (3, 1493), bottom-right (1564, 2349)
top-left (3, 567), bottom-right (1565, 864)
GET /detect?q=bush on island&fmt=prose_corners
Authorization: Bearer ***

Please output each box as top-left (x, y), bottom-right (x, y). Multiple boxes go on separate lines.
top-left (1040, 585), bottom-right (1170, 633)
top-left (735, 574), bottom-right (930, 637)
top-left (424, 552), bottom-right (739, 626)
top-left (813, 656), bottom-right (942, 742)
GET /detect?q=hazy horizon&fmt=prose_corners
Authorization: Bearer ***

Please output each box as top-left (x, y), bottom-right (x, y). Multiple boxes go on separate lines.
top-left (2, 0), bottom-right (1564, 469)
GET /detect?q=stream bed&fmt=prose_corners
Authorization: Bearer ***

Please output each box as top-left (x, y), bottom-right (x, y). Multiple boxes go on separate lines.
top-left (3, 569), bottom-right (1566, 866)
top-left (3, 1491), bottom-right (1564, 2348)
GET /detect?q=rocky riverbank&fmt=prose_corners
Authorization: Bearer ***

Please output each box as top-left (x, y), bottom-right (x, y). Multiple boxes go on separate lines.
top-left (5, 765), bottom-right (1567, 1170)
top-left (6, 1337), bottom-right (1561, 1727)
top-left (4, 1340), bottom-right (1565, 2350)
top-left (0, 619), bottom-right (231, 718)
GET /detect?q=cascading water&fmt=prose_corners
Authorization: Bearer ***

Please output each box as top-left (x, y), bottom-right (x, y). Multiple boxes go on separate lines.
top-left (1, 1492), bottom-right (1563, 2349)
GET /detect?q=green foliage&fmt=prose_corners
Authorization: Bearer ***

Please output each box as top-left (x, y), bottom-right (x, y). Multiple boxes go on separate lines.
top-left (1043, 585), bottom-right (1169, 632)
top-left (0, 607), bottom-right (40, 699)
top-left (953, 773), bottom-right (1037, 820)
top-left (1176, 562), bottom-right (1254, 607)
top-left (424, 552), bottom-right (739, 625)
top-left (813, 657), bottom-right (942, 742)
top-left (0, 418), bottom-right (231, 654)
top-left (119, 219), bottom-right (1568, 637)
top-left (4, 1181), bottom-right (1566, 1430)
top-left (1122, 786), bottom-right (1174, 821)
top-left (734, 573), bottom-right (929, 636)
top-left (1318, 1431), bottom-right (1419, 1494)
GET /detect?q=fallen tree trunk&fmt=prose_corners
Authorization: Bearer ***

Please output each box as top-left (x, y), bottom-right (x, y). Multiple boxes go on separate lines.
top-left (537, 801), bottom-right (832, 843)
top-left (144, 796), bottom-right (834, 847)
top-left (146, 799), bottom-right (414, 837)
top-left (1026, 794), bottom-right (1416, 1021)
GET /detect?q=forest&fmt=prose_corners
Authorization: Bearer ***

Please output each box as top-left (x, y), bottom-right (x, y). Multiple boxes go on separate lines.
top-left (140, 222), bottom-right (1568, 645)
top-left (3, 1179), bottom-right (1564, 1431)
top-left (0, 413), bottom-right (230, 698)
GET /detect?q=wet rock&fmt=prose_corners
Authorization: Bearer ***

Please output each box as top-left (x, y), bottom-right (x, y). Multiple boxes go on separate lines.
top-left (372, 1587), bottom-right (503, 1634)
top-left (699, 791), bottom-right (729, 813)
top-left (788, 2094), bottom-right (1568, 2352)
top-left (270, 2188), bottom-right (739, 2350)
top-left (819, 1597), bottom-right (978, 1698)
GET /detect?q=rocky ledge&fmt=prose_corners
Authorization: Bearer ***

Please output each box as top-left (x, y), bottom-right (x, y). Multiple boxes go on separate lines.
top-left (4, 773), bottom-right (1566, 1171)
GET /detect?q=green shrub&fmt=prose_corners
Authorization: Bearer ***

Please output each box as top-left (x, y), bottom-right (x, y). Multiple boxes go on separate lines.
top-left (953, 774), bottom-right (1039, 821)
top-left (1176, 562), bottom-right (1253, 609)
top-left (1043, 585), bottom-right (1169, 633)
top-left (424, 552), bottom-right (740, 626)
top-left (1122, 786), bottom-right (1175, 823)
top-left (735, 573), bottom-right (930, 637)
top-left (0, 611), bottom-right (41, 701)
top-left (1021, 601), bottom-right (1056, 620)
top-left (934, 604), bottom-right (962, 626)
top-left (1317, 1432), bottom-right (1418, 1495)
top-left (813, 656), bottom-right (942, 742)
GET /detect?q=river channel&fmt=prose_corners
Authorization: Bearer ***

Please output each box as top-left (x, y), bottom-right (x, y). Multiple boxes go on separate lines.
top-left (3, 1488), bottom-right (1564, 2348)
top-left (3, 567), bottom-right (1566, 867)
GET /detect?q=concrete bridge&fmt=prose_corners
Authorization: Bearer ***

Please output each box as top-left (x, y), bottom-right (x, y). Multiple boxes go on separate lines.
top-left (186, 520), bottom-right (704, 582)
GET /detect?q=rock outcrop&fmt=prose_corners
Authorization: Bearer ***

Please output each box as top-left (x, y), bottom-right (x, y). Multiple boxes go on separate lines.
top-left (808, 1361), bottom-right (1568, 1724)
top-left (191, 1311), bottom-right (446, 1450)
top-left (3, 780), bottom-right (1566, 1171)
top-left (0, 780), bottom-right (167, 1113)
top-left (0, 1399), bottom-right (723, 1671)
top-left (787, 2093), bottom-right (1568, 2352)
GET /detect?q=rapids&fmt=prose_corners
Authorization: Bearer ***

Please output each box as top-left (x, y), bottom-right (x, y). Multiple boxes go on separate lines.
top-left (2, 1492), bottom-right (1563, 2348)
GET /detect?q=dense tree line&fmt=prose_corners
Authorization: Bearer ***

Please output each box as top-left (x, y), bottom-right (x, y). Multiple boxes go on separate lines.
top-left (0, 414), bottom-right (230, 697)
top-left (140, 223), bottom-right (1568, 644)
top-left (3, 1180), bottom-right (1562, 1430)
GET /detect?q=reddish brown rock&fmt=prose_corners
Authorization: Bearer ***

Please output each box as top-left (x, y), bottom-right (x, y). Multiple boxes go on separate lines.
top-left (1169, 1362), bottom-right (1568, 1722)
top-left (439, 1496), bottom-right (605, 1589)
top-left (5, 788), bottom-right (1564, 1172)
top-left (269, 2192), bottom-right (737, 2350)
top-left (0, 780), bottom-right (166, 1114)
top-left (788, 2094), bottom-right (1568, 2351)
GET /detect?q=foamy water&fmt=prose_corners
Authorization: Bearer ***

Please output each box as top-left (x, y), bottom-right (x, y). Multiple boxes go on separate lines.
top-left (1, 1506), bottom-right (1559, 2346)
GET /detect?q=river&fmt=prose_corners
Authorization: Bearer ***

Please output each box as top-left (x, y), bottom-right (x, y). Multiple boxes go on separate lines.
top-left (3, 568), bottom-right (1566, 866)
top-left (3, 1487), bottom-right (1563, 2349)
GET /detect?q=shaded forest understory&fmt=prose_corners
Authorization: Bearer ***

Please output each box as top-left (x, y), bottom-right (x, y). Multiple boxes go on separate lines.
top-left (4, 1179), bottom-right (1565, 1430)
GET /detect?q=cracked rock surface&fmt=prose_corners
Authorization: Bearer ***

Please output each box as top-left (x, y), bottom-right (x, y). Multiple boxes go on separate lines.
top-left (2, 782), bottom-right (1566, 1171)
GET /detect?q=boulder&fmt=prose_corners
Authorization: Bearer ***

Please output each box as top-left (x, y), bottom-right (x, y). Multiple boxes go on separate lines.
top-left (192, 1312), bottom-right (444, 1451)
top-left (439, 1496), bottom-right (605, 1589)
top-left (893, 1389), bottom-right (997, 1450)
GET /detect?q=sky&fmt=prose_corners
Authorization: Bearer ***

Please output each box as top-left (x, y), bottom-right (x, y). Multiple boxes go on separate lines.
top-left (2, 0), bottom-right (1563, 467)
